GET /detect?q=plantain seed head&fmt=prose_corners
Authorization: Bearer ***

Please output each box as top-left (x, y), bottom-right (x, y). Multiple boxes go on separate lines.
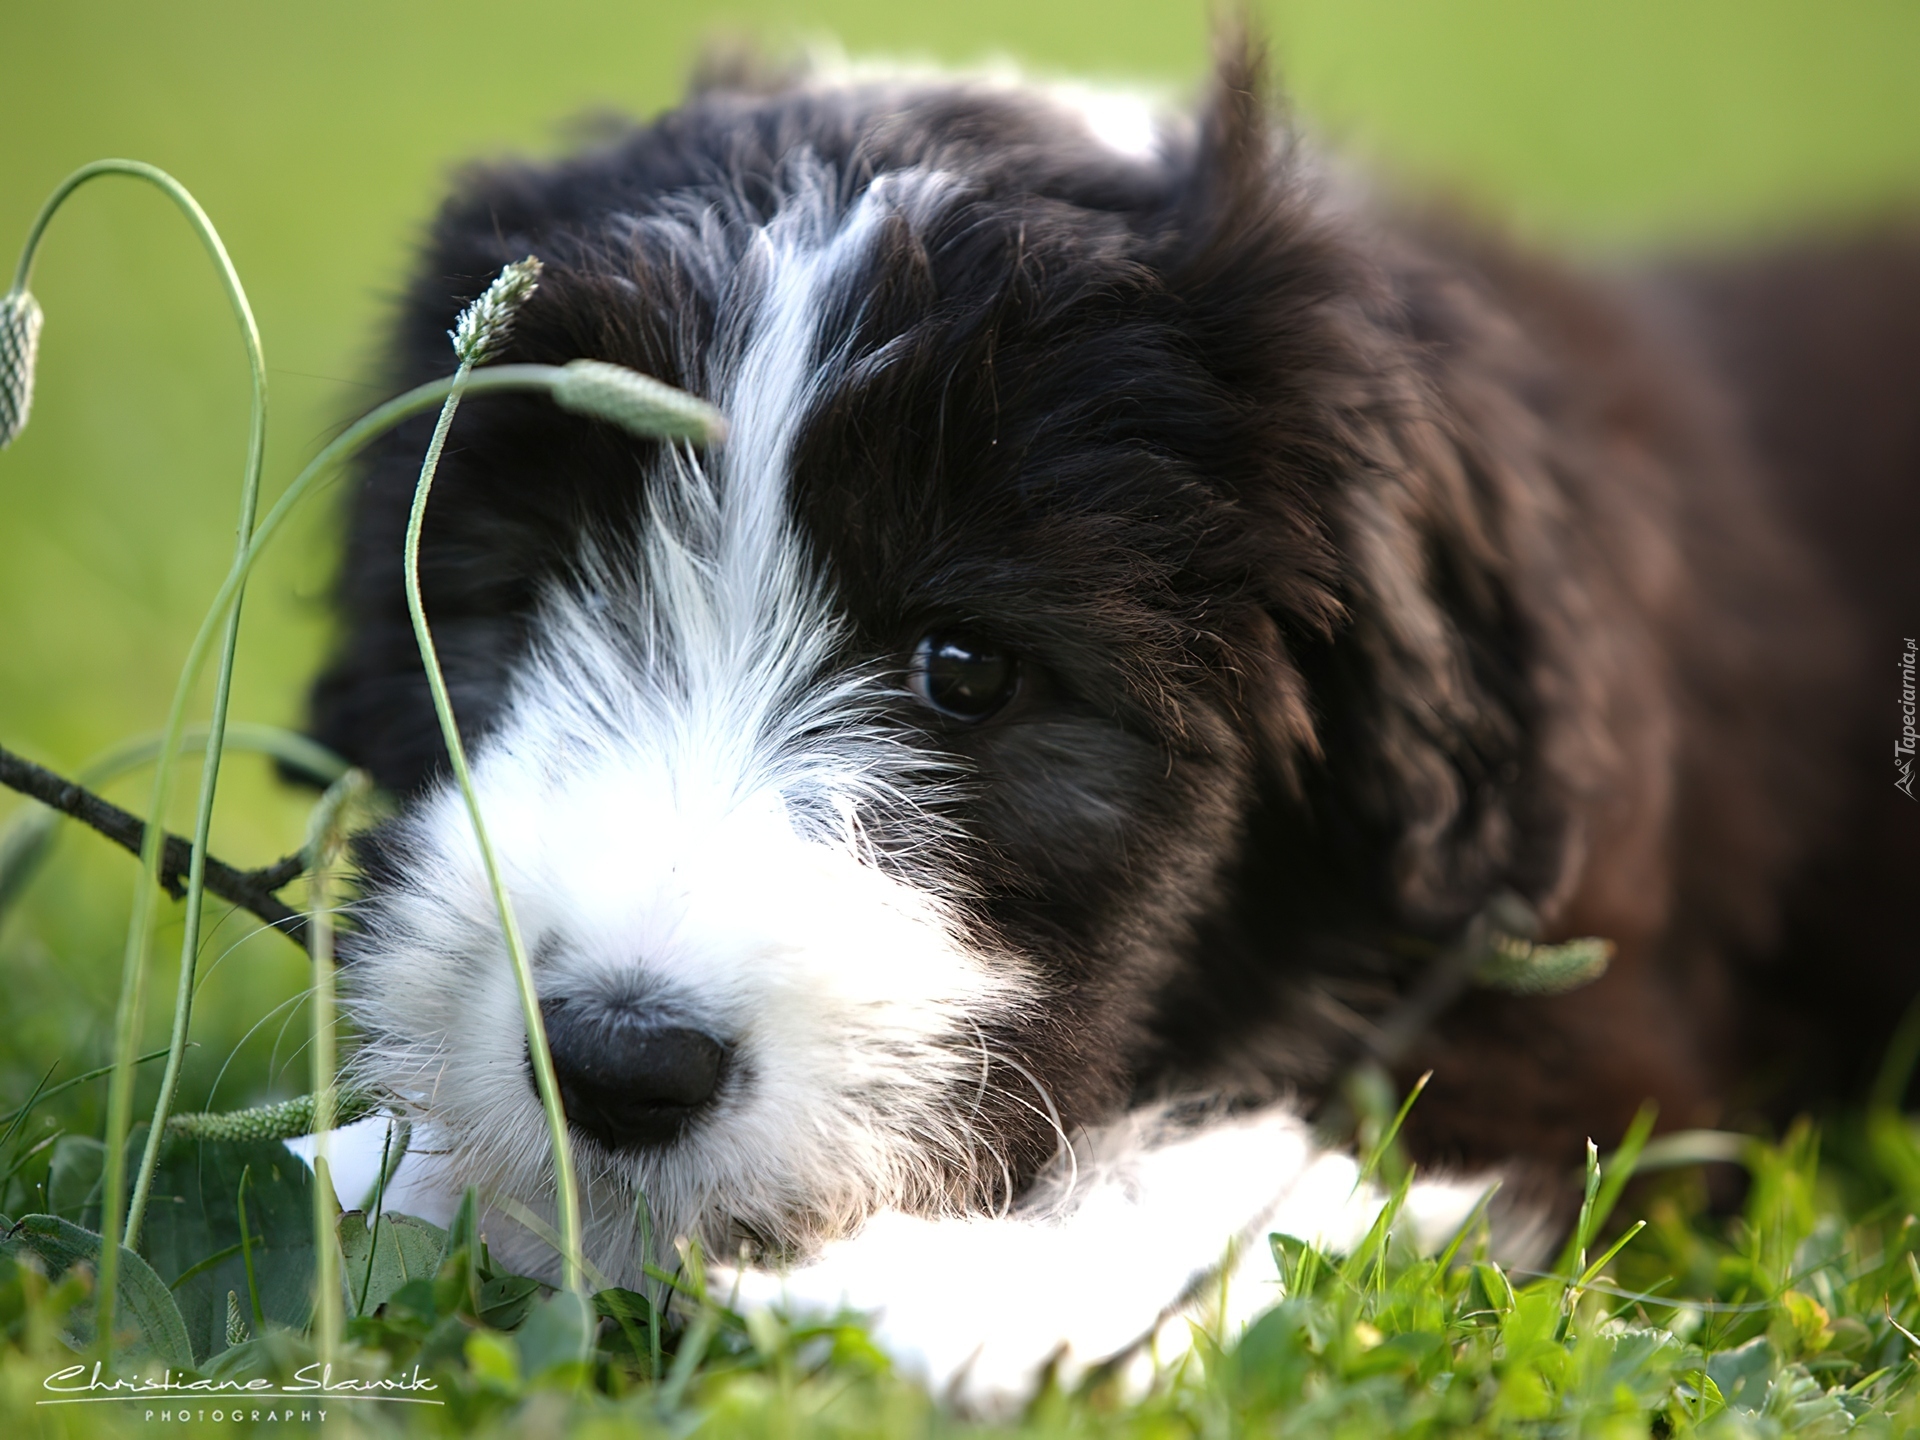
top-left (0, 289), bottom-right (44, 450)
top-left (551, 359), bottom-right (727, 445)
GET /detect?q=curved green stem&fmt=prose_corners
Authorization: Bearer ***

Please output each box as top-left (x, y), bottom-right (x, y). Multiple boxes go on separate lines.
top-left (125, 193), bottom-right (264, 1269)
top-left (304, 768), bottom-right (369, 1370)
top-left (17, 160), bottom-right (268, 1357)
top-left (64, 363), bottom-right (641, 830)
top-left (402, 364), bottom-right (585, 1296)
top-left (162, 365), bottom-right (566, 687)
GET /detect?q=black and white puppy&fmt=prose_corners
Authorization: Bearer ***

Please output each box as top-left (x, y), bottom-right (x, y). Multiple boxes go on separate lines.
top-left (308, 36), bottom-right (1920, 1404)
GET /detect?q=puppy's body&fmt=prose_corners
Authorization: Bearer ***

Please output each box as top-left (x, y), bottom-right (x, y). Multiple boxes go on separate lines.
top-left (310, 45), bottom-right (1920, 1400)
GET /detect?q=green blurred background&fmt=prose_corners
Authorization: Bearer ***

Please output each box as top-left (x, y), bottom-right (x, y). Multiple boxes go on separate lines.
top-left (2, 0), bottom-right (1918, 1129)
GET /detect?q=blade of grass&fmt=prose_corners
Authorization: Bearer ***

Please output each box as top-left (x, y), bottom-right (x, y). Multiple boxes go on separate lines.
top-left (356, 1121), bottom-right (397, 1315)
top-left (166, 1241), bottom-right (245, 1293)
top-left (1574, 1218), bottom-right (1648, 1293)
top-left (0, 1052), bottom-right (172, 1131)
top-left (236, 1163), bottom-right (265, 1334)
top-left (359, 1117), bottom-right (408, 1211)
top-left (492, 1189), bottom-right (733, 1320)
top-left (0, 1131), bottom-right (60, 1191)
top-left (1342, 1163), bottom-right (1417, 1295)
top-left (1616, 1129), bottom-right (1752, 1175)
top-left (489, 1193), bottom-right (618, 1303)
top-left (401, 348), bottom-right (584, 1299)
top-left (1432, 1180), bottom-right (1500, 1276)
top-left (1581, 1103), bottom-right (1657, 1245)
top-left (1355, 1069), bottom-right (1430, 1191)
top-left (0, 1065), bottom-right (57, 1163)
top-left (303, 769), bottom-right (367, 1366)
top-left (636, 1188), bottom-right (662, 1382)
top-left (1558, 1138), bottom-right (1606, 1282)
top-left (658, 1305), bottom-right (719, 1413)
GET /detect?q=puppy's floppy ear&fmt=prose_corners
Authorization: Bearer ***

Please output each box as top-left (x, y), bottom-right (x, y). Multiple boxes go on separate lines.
top-left (1184, 16), bottom-right (1275, 228)
top-left (1159, 17), bottom-right (1358, 610)
top-left (1150, 25), bottom-right (1352, 780)
top-left (1159, 24), bottom-right (1560, 934)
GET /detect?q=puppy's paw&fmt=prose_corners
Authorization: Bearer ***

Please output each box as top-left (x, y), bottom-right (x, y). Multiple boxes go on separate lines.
top-left (705, 1107), bottom-right (1502, 1416)
top-left (710, 1211), bottom-right (1176, 1414)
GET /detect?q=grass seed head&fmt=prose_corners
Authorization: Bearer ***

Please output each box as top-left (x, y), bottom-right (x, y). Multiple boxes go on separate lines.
top-left (451, 256), bottom-right (543, 365)
top-left (1476, 934), bottom-right (1614, 995)
top-left (225, 1290), bottom-right (250, 1348)
top-left (0, 289), bottom-right (44, 449)
top-left (552, 358), bottom-right (727, 445)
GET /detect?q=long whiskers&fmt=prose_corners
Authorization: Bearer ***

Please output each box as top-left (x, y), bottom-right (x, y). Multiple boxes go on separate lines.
top-left (201, 983), bottom-right (316, 1109)
top-left (993, 1049), bottom-right (1078, 1210)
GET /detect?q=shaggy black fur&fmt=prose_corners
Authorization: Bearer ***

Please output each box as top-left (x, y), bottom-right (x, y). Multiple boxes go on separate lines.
top-left (312, 36), bottom-right (1920, 1193)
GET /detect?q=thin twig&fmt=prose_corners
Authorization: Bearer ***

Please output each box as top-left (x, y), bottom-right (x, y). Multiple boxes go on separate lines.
top-left (0, 741), bottom-right (307, 946)
top-left (249, 850), bottom-right (312, 895)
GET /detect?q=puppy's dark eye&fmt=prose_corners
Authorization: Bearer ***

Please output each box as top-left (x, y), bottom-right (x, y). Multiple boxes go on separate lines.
top-left (909, 631), bottom-right (1019, 721)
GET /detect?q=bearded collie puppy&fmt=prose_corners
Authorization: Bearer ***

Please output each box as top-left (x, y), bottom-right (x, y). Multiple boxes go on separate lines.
top-left (305, 33), bottom-right (1920, 1406)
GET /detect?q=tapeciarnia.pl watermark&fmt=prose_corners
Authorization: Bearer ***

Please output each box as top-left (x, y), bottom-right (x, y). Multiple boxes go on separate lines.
top-left (1899, 637), bottom-right (1917, 801)
top-left (38, 1360), bottom-right (443, 1418)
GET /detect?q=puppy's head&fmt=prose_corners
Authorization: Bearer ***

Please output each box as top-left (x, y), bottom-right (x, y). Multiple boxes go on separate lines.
top-left (313, 45), bottom-right (1531, 1272)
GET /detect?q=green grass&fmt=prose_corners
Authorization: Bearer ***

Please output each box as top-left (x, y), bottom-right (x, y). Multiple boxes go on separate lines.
top-left (4, 2), bottom-right (1920, 1435)
top-left (8, 1098), bottom-right (1920, 1435)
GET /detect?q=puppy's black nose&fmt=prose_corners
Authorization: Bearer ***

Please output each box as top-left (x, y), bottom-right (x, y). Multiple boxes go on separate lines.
top-left (535, 998), bottom-right (727, 1150)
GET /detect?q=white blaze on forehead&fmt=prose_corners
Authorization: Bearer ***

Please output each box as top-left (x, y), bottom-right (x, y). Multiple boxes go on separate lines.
top-left (717, 174), bottom-right (889, 572)
top-left (614, 163), bottom-right (946, 830)
top-left (496, 162), bottom-right (966, 928)
top-left (699, 163), bottom-right (964, 615)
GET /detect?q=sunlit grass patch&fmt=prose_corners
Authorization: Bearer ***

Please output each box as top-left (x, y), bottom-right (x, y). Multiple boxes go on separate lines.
top-left (8, 1104), bottom-right (1920, 1435)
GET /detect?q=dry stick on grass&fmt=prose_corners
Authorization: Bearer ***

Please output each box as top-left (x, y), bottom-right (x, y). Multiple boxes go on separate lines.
top-left (0, 742), bottom-right (307, 946)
